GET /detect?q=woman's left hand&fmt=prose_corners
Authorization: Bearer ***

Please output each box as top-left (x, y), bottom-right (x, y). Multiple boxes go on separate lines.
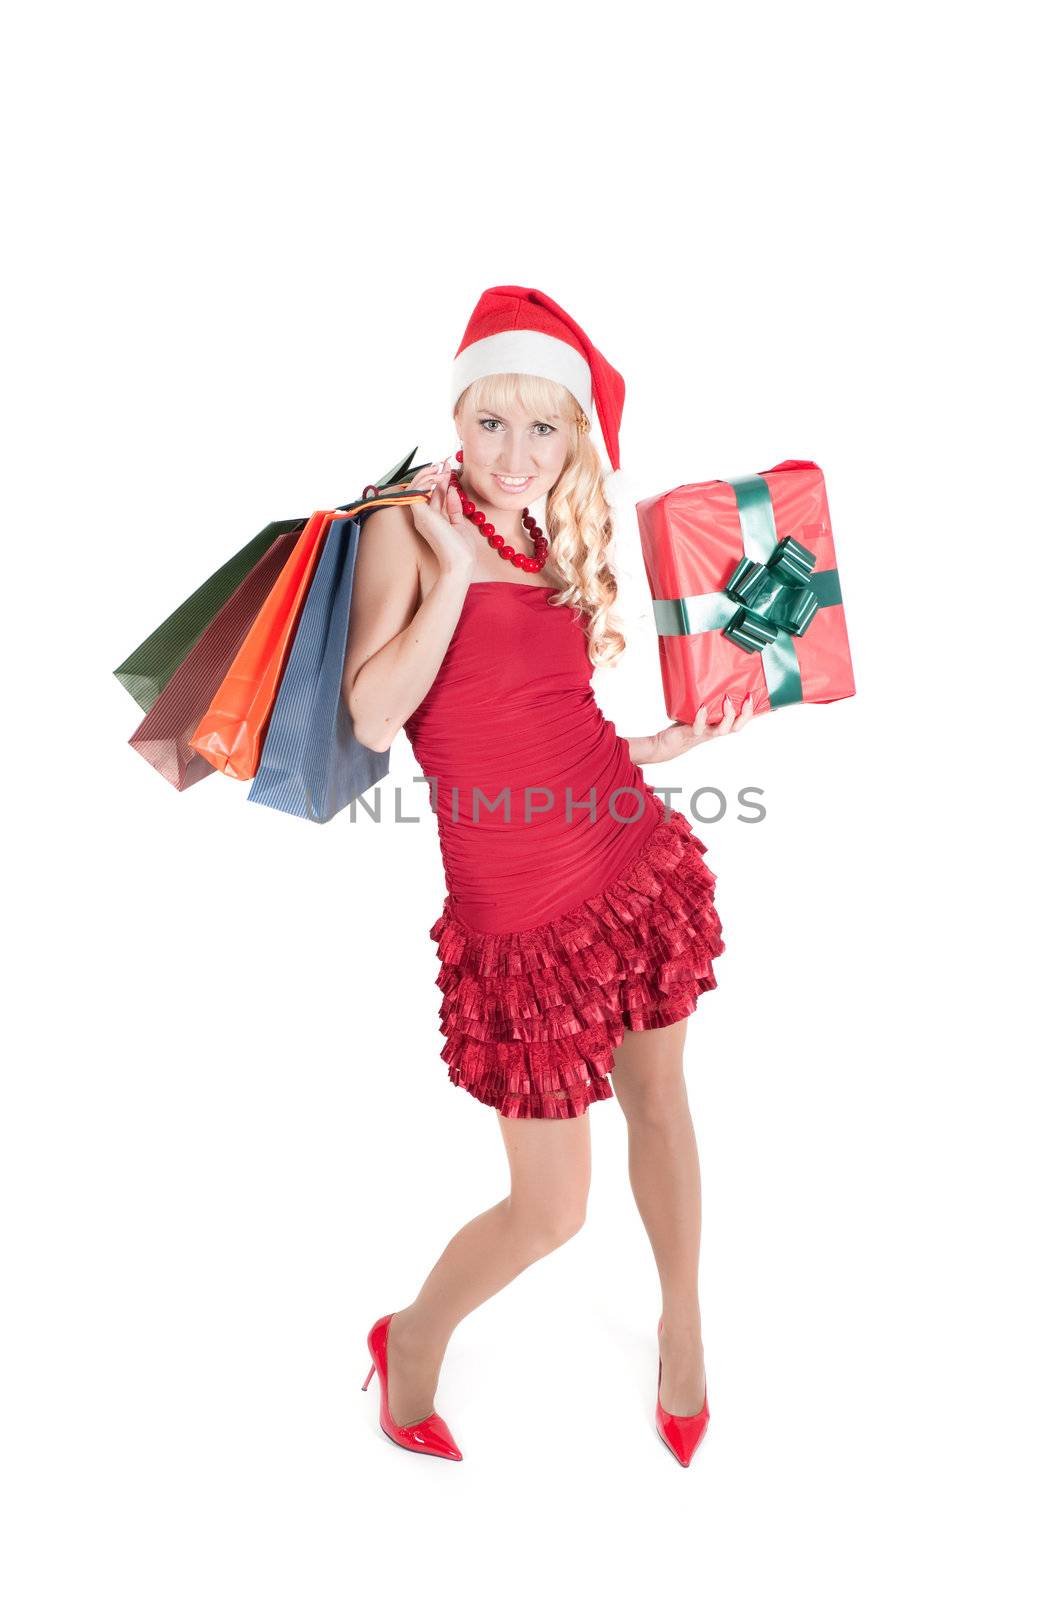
top-left (652, 693), bottom-right (756, 762)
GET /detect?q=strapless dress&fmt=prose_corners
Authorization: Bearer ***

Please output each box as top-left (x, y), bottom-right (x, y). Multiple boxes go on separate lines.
top-left (403, 581), bottom-right (725, 1118)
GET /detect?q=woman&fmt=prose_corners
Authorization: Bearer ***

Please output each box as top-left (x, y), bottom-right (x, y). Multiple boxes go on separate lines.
top-left (344, 286), bottom-right (754, 1466)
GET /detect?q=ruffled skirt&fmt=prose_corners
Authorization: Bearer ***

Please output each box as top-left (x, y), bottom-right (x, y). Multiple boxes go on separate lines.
top-left (427, 807), bottom-right (726, 1119)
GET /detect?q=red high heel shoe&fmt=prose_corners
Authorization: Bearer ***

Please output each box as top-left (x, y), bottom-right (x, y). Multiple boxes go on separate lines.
top-left (361, 1312), bottom-right (463, 1461)
top-left (655, 1315), bottom-right (710, 1467)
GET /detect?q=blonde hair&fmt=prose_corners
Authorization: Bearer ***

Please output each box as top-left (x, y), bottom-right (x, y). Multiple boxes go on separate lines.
top-left (453, 371), bottom-right (626, 669)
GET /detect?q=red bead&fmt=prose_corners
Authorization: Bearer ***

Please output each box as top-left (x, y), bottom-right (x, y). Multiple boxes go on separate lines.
top-left (455, 449), bottom-right (463, 462)
top-left (453, 489), bottom-right (550, 570)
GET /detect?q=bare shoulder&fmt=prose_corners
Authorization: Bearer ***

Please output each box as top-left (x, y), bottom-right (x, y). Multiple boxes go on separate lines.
top-left (341, 501), bottom-right (423, 702)
top-left (357, 497), bottom-right (423, 575)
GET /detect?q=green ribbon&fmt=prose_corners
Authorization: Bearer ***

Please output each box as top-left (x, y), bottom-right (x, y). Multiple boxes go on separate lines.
top-left (651, 474), bottom-right (843, 708)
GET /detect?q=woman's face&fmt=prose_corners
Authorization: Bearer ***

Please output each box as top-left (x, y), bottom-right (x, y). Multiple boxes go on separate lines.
top-left (455, 395), bottom-right (572, 516)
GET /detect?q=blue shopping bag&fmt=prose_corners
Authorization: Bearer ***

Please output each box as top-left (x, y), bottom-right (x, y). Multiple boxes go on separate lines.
top-left (247, 513), bottom-right (388, 823)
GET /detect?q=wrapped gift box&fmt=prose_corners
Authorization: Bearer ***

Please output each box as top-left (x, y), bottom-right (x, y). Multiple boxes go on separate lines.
top-left (635, 459), bottom-right (855, 723)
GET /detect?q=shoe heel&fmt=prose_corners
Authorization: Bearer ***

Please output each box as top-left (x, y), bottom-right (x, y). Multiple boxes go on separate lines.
top-left (363, 1312), bottom-right (463, 1460)
top-left (655, 1315), bottom-right (709, 1467)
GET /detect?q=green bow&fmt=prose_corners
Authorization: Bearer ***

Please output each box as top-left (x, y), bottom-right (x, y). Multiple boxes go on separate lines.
top-left (651, 474), bottom-right (843, 708)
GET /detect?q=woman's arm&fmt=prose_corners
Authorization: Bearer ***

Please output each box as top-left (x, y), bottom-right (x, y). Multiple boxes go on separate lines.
top-left (624, 733), bottom-right (662, 765)
top-left (622, 695), bottom-right (757, 765)
top-left (343, 502), bottom-right (472, 753)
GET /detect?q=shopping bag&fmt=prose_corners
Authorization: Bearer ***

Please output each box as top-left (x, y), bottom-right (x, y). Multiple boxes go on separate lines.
top-left (186, 446), bottom-right (438, 780)
top-left (127, 530), bottom-right (301, 790)
top-left (113, 517), bottom-right (305, 713)
top-left (113, 444), bottom-right (424, 715)
top-left (188, 452), bottom-right (442, 781)
top-left (188, 509), bottom-right (340, 779)
top-left (242, 455), bottom-right (447, 819)
top-left (247, 514), bottom-right (389, 822)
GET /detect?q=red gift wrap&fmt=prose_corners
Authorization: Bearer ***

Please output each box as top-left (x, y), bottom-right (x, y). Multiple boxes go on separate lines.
top-left (636, 460), bottom-right (856, 724)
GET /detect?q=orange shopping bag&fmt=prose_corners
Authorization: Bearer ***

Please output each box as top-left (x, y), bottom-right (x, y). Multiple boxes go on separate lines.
top-left (189, 471), bottom-right (437, 782)
top-left (189, 509), bottom-right (337, 779)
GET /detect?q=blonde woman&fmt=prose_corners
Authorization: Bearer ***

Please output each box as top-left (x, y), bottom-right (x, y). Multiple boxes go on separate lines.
top-left (345, 286), bottom-right (753, 1466)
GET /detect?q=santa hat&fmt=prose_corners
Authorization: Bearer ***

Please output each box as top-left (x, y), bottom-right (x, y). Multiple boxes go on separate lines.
top-left (451, 284), bottom-right (627, 504)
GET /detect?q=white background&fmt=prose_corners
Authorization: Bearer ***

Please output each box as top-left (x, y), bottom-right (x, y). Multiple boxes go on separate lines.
top-left (4, 2), bottom-right (1059, 1596)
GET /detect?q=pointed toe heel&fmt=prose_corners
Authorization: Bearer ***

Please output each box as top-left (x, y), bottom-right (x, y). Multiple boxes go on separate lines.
top-left (362, 1312), bottom-right (463, 1462)
top-left (655, 1315), bottom-right (709, 1467)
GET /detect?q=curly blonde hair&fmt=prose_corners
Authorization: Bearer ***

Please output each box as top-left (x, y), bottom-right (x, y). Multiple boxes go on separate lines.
top-left (453, 371), bottom-right (626, 669)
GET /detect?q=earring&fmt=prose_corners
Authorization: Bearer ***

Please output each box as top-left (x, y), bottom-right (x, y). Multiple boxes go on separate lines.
top-left (455, 448), bottom-right (463, 462)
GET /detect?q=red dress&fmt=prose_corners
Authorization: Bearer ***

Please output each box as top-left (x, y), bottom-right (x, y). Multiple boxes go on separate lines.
top-left (403, 581), bottom-right (726, 1119)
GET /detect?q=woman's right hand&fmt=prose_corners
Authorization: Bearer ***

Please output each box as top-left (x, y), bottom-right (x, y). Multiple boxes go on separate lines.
top-left (404, 461), bottom-right (480, 577)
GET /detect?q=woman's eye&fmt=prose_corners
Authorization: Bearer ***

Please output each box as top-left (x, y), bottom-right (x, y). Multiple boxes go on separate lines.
top-left (478, 419), bottom-right (555, 435)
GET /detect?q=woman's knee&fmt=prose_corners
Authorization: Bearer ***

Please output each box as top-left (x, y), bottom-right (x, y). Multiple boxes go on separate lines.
top-left (613, 1064), bottom-right (690, 1129)
top-left (498, 1113), bottom-right (591, 1251)
top-left (611, 1020), bottom-right (691, 1127)
top-left (508, 1186), bottom-right (588, 1253)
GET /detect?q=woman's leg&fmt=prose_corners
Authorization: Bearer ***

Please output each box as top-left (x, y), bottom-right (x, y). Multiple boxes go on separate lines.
top-left (383, 1111), bottom-right (592, 1427)
top-left (609, 1017), bottom-right (708, 1415)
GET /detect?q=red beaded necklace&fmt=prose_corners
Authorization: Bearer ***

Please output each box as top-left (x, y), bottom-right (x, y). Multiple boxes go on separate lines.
top-left (449, 455), bottom-right (548, 573)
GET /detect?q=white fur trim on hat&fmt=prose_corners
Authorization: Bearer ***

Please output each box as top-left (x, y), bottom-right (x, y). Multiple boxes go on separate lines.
top-left (452, 330), bottom-right (593, 415)
top-left (601, 468), bottom-right (628, 510)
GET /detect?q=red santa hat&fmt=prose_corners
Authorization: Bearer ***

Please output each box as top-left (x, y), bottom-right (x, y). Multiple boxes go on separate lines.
top-left (451, 285), bottom-right (626, 498)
